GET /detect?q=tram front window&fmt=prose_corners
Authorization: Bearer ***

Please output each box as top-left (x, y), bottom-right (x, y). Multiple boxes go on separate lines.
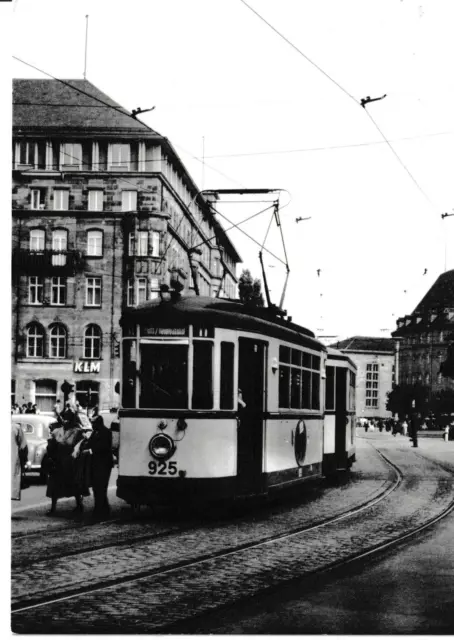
top-left (140, 344), bottom-right (188, 409)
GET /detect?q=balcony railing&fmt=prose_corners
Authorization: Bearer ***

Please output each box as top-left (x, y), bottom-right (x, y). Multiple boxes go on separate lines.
top-left (12, 249), bottom-right (84, 275)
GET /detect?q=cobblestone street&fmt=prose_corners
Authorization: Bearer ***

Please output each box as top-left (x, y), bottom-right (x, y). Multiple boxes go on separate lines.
top-left (11, 433), bottom-right (454, 633)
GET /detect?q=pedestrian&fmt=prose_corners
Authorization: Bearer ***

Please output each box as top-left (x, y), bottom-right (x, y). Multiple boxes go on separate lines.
top-left (84, 414), bottom-right (113, 518)
top-left (364, 419), bottom-right (369, 433)
top-left (401, 419), bottom-right (408, 437)
top-left (54, 399), bottom-right (61, 418)
top-left (45, 405), bottom-right (87, 515)
top-left (72, 424), bottom-right (93, 499)
top-left (20, 403), bottom-right (27, 414)
top-left (25, 401), bottom-right (34, 414)
top-left (409, 411), bottom-right (421, 448)
top-left (32, 403), bottom-right (40, 414)
top-left (11, 422), bottom-right (28, 500)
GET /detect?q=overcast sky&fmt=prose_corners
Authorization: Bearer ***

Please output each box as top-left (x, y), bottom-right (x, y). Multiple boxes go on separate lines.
top-left (4, 0), bottom-right (454, 340)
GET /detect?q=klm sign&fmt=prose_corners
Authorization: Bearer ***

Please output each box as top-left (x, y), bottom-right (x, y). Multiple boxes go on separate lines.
top-left (73, 361), bottom-right (101, 374)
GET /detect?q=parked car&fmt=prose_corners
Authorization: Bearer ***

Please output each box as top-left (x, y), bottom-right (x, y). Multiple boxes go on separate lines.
top-left (99, 410), bottom-right (119, 464)
top-left (11, 414), bottom-right (59, 482)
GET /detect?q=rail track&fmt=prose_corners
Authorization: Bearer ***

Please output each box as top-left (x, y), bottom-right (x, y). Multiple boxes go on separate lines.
top-left (11, 441), bottom-right (453, 633)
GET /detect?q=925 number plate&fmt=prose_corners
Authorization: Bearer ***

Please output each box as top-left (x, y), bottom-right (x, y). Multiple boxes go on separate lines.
top-left (148, 460), bottom-right (178, 476)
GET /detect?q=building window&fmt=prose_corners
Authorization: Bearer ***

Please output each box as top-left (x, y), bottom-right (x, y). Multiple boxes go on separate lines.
top-left (128, 231), bottom-right (148, 255)
top-left (26, 323), bottom-right (45, 357)
top-left (122, 190), bottom-right (137, 212)
top-left (127, 279), bottom-right (134, 307)
top-left (75, 380), bottom-right (100, 410)
top-left (86, 277), bottom-right (102, 306)
top-left (127, 277), bottom-right (148, 306)
top-left (31, 189), bottom-right (43, 210)
top-left (151, 231), bottom-right (160, 257)
top-left (137, 231), bottom-right (148, 256)
top-left (84, 325), bottom-right (102, 359)
top-left (365, 363), bottom-right (379, 408)
top-left (60, 143), bottom-right (82, 169)
top-left (30, 229), bottom-right (45, 251)
top-left (29, 276), bottom-right (44, 304)
top-left (109, 144), bottom-right (130, 170)
top-left (88, 190), bottom-right (103, 211)
top-left (87, 230), bottom-right (103, 256)
top-left (150, 277), bottom-right (160, 300)
top-left (54, 190), bottom-right (69, 211)
top-left (35, 379), bottom-right (57, 413)
top-left (51, 277), bottom-right (66, 305)
top-left (49, 324), bottom-right (67, 359)
top-left (52, 229), bottom-right (67, 251)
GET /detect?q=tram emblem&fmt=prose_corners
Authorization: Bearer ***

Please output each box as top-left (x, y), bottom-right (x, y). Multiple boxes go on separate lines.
top-left (294, 419), bottom-right (307, 466)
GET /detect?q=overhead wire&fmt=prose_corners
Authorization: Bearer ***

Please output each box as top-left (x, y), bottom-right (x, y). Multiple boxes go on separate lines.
top-left (238, 0), bottom-right (444, 216)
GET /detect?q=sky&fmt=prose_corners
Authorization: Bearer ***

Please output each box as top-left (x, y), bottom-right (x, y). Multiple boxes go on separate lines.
top-left (3, 0), bottom-right (454, 341)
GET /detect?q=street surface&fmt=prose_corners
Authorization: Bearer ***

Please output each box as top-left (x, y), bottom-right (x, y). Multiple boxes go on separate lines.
top-left (11, 431), bottom-right (454, 634)
top-left (185, 433), bottom-right (454, 634)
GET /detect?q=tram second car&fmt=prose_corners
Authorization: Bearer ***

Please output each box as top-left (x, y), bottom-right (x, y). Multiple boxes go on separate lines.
top-left (116, 296), bottom-right (356, 507)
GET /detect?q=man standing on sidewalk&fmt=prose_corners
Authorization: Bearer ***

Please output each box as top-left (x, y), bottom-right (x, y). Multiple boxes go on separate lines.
top-left (85, 415), bottom-right (113, 518)
top-left (409, 411), bottom-right (421, 448)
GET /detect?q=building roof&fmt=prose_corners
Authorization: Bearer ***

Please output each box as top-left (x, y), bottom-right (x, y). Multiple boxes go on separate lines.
top-left (392, 270), bottom-right (454, 337)
top-left (13, 79), bottom-right (157, 132)
top-left (413, 269), bottom-right (454, 315)
top-left (329, 336), bottom-right (395, 353)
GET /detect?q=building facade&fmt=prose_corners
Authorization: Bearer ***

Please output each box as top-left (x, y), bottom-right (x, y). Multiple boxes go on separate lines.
top-left (330, 337), bottom-right (395, 419)
top-left (392, 269), bottom-right (454, 394)
top-left (12, 79), bottom-right (240, 412)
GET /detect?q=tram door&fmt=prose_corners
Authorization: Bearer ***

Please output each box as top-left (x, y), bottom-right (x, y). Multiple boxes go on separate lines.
top-left (335, 368), bottom-right (348, 460)
top-left (237, 338), bottom-right (267, 496)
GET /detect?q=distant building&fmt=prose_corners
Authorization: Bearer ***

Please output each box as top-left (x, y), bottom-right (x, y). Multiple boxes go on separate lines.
top-left (329, 337), bottom-right (395, 419)
top-left (392, 269), bottom-right (454, 394)
top-left (12, 79), bottom-right (241, 412)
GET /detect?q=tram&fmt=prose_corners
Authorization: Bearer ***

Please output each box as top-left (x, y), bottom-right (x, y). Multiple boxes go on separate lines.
top-left (116, 295), bottom-right (356, 507)
top-left (323, 347), bottom-right (357, 476)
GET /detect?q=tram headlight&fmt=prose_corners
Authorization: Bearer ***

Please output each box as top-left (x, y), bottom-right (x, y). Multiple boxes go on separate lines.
top-left (149, 433), bottom-right (176, 461)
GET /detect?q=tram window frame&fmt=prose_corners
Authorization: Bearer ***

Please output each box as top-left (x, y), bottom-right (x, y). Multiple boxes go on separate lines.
top-left (278, 345), bottom-right (321, 411)
top-left (220, 342), bottom-right (235, 410)
top-left (349, 371), bottom-right (356, 411)
top-left (139, 342), bottom-right (188, 409)
top-left (325, 366), bottom-right (335, 411)
top-left (192, 339), bottom-right (213, 410)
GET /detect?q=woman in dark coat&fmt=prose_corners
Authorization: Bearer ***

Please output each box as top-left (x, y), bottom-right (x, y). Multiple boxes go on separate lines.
top-left (45, 407), bottom-right (87, 515)
top-left (85, 415), bottom-right (113, 517)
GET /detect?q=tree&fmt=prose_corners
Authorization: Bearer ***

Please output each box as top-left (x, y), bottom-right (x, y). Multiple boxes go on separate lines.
top-left (238, 269), bottom-right (264, 307)
top-left (386, 382), bottom-right (430, 418)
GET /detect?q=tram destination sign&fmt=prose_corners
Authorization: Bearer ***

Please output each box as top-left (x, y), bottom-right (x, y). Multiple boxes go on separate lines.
top-left (142, 327), bottom-right (188, 337)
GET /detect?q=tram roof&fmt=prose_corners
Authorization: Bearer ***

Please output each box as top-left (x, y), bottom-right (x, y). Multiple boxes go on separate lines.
top-left (122, 295), bottom-right (326, 351)
top-left (326, 346), bottom-right (357, 369)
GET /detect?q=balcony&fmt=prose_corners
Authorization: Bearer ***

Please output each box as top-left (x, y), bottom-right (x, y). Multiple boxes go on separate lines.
top-left (12, 249), bottom-right (84, 275)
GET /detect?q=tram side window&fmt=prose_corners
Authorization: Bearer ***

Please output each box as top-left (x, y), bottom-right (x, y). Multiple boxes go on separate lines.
top-left (279, 345), bottom-right (321, 410)
top-left (349, 371), bottom-right (356, 411)
top-left (122, 340), bottom-right (137, 408)
top-left (220, 342), bottom-right (234, 410)
top-left (192, 341), bottom-right (213, 409)
top-left (140, 343), bottom-right (188, 409)
top-left (326, 366), bottom-right (335, 411)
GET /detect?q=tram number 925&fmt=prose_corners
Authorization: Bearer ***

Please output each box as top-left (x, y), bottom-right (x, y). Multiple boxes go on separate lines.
top-left (148, 461), bottom-right (178, 476)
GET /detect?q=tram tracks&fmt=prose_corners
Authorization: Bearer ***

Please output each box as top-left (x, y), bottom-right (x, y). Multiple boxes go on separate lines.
top-left (10, 445), bottom-right (403, 625)
top-left (12, 442), bottom-right (453, 633)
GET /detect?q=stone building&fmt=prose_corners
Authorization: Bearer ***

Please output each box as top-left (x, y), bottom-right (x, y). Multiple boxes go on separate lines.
top-left (329, 337), bottom-right (395, 419)
top-left (12, 79), bottom-right (240, 412)
top-left (392, 269), bottom-right (454, 394)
